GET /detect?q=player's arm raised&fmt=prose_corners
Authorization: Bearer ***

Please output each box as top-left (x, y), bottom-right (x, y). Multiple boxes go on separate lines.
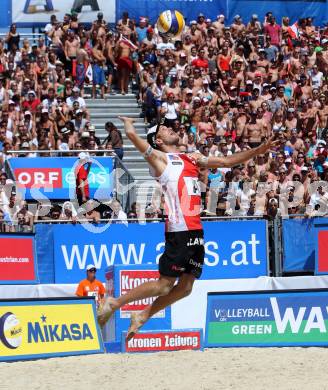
top-left (118, 116), bottom-right (167, 176)
top-left (195, 137), bottom-right (278, 169)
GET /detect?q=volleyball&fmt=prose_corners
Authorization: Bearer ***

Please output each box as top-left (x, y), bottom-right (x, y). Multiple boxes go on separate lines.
top-left (0, 312), bottom-right (22, 349)
top-left (157, 10), bottom-right (185, 38)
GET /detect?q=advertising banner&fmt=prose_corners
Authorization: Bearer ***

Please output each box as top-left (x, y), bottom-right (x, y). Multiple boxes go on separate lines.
top-left (8, 157), bottom-right (114, 201)
top-left (53, 220), bottom-right (268, 283)
top-left (103, 265), bottom-right (171, 343)
top-left (116, 0), bottom-right (224, 25)
top-left (315, 221), bottom-right (328, 275)
top-left (0, 297), bottom-right (104, 361)
top-left (12, 0), bottom-right (115, 26)
top-left (205, 289), bottom-right (328, 347)
top-left (0, 235), bottom-right (38, 285)
top-left (116, 0), bottom-right (328, 27)
top-left (122, 329), bottom-right (203, 353)
top-left (228, 0), bottom-right (328, 27)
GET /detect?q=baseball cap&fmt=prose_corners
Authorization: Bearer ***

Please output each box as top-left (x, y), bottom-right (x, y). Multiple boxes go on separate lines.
top-left (180, 52), bottom-right (187, 57)
top-left (86, 264), bottom-right (97, 272)
top-left (79, 151), bottom-right (90, 161)
top-left (203, 79), bottom-right (209, 84)
top-left (185, 89), bottom-right (193, 94)
top-left (8, 100), bottom-right (15, 105)
top-left (24, 111), bottom-right (32, 116)
top-left (60, 127), bottom-right (70, 134)
top-left (147, 124), bottom-right (159, 149)
top-left (301, 166), bottom-right (308, 172)
top-left (147, 27), bottom-right (154, 33)
top-left (252, 14), bottom-right (258, 19)
top-left (76, 109), bottom-right (83, 115)
top-left (41, 108), bottom-right (48, 114)
top-left (21, 142), bottom-right (29, 148)
top-left (234, 14), bottom-right (241, 20)
top-left (246, 80), bottom-right (253, 85)
top-left (89, 125), bottom-right (96, 132)
top-left (72, 86), bottom-right (80, 92)
top-left (190, 20), bottom-right (197, 25)
top-left (27, 90), bottom-right (36, 96)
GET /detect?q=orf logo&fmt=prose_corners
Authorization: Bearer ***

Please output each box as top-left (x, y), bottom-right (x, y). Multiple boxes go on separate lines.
top-left (14, 168), bottom-right (62, 189)
top-left (0, 312), bottom-right (23, 349)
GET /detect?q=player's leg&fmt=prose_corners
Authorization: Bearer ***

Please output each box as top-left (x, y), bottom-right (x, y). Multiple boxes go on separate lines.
top-left (97, 275), bottom-right (176, 327)
top-left (126, 273), bottom-right (195, 340)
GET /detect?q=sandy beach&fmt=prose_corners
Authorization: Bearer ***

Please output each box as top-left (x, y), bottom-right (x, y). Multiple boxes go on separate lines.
top-left (1, 348), bottom-right (328, 390)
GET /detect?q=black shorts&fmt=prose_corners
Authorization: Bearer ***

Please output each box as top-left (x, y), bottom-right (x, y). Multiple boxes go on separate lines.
top-left (159, 230), bottom-right (205, 279)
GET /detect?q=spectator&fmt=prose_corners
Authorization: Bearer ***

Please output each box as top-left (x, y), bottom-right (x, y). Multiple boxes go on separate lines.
top-left (75, 264), bottom-right (105, 308)
top-left (103, 122), bottom-right (124, 160)
top-left (109, 199), bottom-right (128, 225)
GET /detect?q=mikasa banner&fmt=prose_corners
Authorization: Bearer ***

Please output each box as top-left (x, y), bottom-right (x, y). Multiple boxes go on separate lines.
top-left (0, 298), bottom-right (104, 362)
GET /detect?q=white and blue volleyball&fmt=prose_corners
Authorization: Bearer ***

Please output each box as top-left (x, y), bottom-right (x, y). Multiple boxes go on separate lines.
top-left (157, 10), bottom-right (185, 38)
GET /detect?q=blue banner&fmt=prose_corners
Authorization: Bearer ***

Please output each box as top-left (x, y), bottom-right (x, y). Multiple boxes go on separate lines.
top-left (205, 289), bottom-right (328, 347)
top-left (227, 0), bottom-right (328, 26)
top-left (281, 218), bottom-right (326, 272)
top-left (116, 0), bottom-right (328, 26)
top-left (35, 224), bottom-right (54, 284)
top-left (104, 264), bottom-right (171, 343)
top-left (116, 0), bottom-right (225, 24)
top-left (53, 220), bottom-right (268, 283)
top-left (8, 157), bottom-right (114, 201)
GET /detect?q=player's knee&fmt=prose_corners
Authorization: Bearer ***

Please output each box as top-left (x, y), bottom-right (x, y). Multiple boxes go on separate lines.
top-left (157, 282), bottom-right (173, 296)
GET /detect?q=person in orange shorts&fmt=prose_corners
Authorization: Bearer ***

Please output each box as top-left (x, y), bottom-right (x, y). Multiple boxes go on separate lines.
top-left (75, 264), bottom-right (105, 308)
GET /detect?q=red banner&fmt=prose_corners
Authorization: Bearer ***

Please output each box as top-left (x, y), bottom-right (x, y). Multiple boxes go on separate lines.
top-left (119, 269), bottom-right (165, 318)
top-left (124, 330), bottom-right (202, 353)
top-left (318, 231), bottom-right (328, 273)
top-left (0, 236), bottom-right (37, 284)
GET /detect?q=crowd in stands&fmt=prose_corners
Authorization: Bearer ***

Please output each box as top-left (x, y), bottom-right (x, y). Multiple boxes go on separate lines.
top-left (0, 10), bottom-right (328, 229)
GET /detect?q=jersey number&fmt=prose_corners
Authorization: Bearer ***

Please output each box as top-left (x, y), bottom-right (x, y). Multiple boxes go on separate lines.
top-left (184, 177), bottom-right (201, 196)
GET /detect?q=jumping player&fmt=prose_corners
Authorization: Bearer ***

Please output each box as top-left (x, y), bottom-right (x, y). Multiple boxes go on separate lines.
top-left (97, 116), bottom-right (277, 340)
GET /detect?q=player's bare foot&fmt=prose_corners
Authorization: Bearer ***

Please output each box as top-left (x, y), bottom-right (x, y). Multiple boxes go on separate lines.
top-left (97, 297), bottom-right (117, 328)
top-left (126, 312), bottom-right (146, 341)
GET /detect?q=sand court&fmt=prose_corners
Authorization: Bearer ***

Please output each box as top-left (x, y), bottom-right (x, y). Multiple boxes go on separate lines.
top-left (1, 347), bottom-right (328, 390)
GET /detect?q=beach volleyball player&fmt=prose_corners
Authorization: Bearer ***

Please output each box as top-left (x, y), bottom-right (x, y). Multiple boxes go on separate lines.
top-left (97, 116), bottom-right (277, 340)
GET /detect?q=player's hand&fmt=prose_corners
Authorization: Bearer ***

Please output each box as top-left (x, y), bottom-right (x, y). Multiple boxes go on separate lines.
top-left (256, 136), bottom-right (280, 155)
top-left (118, 116), bottom-right (135, 124)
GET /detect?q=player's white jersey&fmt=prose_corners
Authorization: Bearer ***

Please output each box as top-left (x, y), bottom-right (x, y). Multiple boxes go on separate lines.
top-left (152, 153), bottom-right (203, 232)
